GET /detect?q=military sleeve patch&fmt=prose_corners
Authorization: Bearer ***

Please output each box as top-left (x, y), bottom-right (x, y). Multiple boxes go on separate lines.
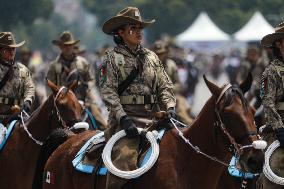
top-left (260, 75), bottom-right (267, 98)
top-left (99, 63), bottom-right (107, 85)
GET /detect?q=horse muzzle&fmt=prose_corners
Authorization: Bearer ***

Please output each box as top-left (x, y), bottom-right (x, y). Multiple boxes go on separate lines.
top-left (239, 141), bottom-right (266, 173)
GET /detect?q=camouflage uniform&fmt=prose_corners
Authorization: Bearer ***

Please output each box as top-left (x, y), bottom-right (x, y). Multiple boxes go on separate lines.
top-left (100, 45), bottom-right (175, 188)
top-left (257, 59), bottom-right (284, 188)
top-left (0, 60), bottom-right (35, 120)
top-left (260, 59), bottom-right (284, 130)
top-left (46, 55), bottom-right (107, 129)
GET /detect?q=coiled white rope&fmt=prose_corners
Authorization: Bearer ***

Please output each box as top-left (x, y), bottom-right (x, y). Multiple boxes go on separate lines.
top-left (102, 128), bottom-right (160, 179)
top-left (263, 140), bottom-right (284, 185)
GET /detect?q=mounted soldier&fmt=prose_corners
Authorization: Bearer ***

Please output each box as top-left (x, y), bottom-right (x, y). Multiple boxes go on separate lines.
top-left (46, 31), bottom-right (107, 130)
top-left (0, 32), bottom-right (35, 141)
top-left (257, 21), bottom-right (284, 188)
top-left (100, 6), bottom-right (176, 189)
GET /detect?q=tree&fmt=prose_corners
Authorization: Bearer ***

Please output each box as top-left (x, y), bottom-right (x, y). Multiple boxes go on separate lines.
top-left (0, 0), bottom-right (54, 30)
top-left (82, 0), bottom-right (284, 42)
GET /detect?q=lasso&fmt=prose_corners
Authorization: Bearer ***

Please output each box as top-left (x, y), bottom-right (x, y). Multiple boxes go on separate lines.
top-left (102, 128), bottom-right (159, 179)
top-left (263, 140), bottom-right (284, 185)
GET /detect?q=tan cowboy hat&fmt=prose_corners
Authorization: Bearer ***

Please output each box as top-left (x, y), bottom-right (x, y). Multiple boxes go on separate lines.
top-left (0, 32), bottom-right (25, 48)
top-left (52, 31), bottom-right (80, 46)
top-left (102, 7), bottom-right (155, 35)
top-left (152, 40), bottom-right (168, 54)
top-left (261, 22), bottom-right (284, 47)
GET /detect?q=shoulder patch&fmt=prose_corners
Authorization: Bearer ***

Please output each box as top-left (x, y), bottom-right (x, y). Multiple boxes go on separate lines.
top-left (99, 63), bottom-right (107, 86)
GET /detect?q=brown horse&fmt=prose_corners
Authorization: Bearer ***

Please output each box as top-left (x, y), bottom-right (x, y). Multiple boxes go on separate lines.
top-left (0, 80), bottom-right (84, 189)
top-left (40, 75), bottom-right (265, 189)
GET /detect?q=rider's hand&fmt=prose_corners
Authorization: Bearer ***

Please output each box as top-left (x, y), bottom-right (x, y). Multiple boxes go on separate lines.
top-left (167, 107), bottom-right (177, 120)
top-left (21, 100), bottom-right (31, 113)
top-left (275, 128), bottom-right (284, 147)
top-left (120, 115), bottom-right (139, 138)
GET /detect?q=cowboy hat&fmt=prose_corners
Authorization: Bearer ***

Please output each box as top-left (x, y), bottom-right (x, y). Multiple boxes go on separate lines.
top-left (0, 32), bottom-right (25, 48)
top-left (102, 7), bottom-right (155, 35)
top-left (261, 22), bottom-right (284, 47)
top-left (52, 31), bottom-right (80, 46)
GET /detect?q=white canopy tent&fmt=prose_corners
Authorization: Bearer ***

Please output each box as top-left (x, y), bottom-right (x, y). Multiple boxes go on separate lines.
top-left (176, 12), bottom-right (231, 42)
top-left (234, 11), bottom-right (274, 41)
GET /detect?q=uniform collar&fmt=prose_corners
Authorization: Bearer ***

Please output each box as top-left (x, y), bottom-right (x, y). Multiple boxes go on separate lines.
top-left (114, 44), bottom-right (147, 58)
top-left (58, 53), bottom-right (76, 67)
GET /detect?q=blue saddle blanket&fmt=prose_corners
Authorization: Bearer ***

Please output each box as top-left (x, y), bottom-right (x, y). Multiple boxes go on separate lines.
top-left (0, 120), bottom-right (18, 152)
top-left (228, 155), bottom-right (255, 179)
top-left (72, 129), bottom-right (166, 175)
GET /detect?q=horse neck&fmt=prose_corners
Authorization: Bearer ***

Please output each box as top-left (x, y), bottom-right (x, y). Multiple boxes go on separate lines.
top-left (24, 95), bottom-right (55, 141)
top-left (178, 97), bottom-right (230, 185)
top-left (183, 96), bottom-right (229, 154)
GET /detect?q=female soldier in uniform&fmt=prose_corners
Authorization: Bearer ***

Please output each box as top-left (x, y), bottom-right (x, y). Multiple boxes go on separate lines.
top-left (100, 7), bottom-right (176, 189)
top-left (258, 22), bottom-right (284, 188)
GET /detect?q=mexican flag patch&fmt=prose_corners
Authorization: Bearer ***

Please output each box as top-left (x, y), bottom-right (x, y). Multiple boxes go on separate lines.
top-left (99, 63), bottom-right (107, 85)
top-left (43, 171), bottom-right (55, 184)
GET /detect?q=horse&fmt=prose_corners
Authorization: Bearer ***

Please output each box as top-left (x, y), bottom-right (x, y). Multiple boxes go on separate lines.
top-left (38, 74), bottom-right (265, 189)
top-left (0, 80), bottom-right (84, 189)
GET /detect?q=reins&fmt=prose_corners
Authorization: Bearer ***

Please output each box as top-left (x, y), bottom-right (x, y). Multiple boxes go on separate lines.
top-left (171, 84), bottom-right (260, 167)
top-left (19, 87), bottom-right (68, 146)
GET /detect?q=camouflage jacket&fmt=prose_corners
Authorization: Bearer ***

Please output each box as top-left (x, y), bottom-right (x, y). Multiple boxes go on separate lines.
top-left (46, 54), bottom-right (95, 98)
top-left (0, 60), bottom-right (35, 114)
top-left (261, 59), bottom-right (284, 130)
top-left (99, 45), bottom-right (176, 123)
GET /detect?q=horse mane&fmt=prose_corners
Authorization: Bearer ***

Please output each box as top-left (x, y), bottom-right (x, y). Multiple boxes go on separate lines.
top-left (182, 85), bottom-right (248, 135)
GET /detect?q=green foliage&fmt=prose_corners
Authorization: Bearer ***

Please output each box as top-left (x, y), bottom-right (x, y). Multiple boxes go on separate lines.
top-left (82, 0), bottom-right (284, 42)
top-left (0, 0), bottom-right (54, 30)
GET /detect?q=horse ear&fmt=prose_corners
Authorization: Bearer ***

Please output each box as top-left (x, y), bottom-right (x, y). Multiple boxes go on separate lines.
top-left (203, 75), bottom-right (222, 97)
top-left (68, 79), bottom-right (78, 91)
top-left (46, 79), bottom-right (59, 93)
top-left (239, 72), bottom-right (252, 94)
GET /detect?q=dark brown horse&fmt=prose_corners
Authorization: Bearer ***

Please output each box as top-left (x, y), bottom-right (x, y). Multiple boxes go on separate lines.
top-left (0, 80), bottom-right (83, 189)
top-left (40, 75), bottom-right (265, 189)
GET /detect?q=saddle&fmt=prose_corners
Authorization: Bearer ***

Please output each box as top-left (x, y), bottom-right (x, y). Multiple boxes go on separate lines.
top-left (72, 121), bottom-right (170, 176)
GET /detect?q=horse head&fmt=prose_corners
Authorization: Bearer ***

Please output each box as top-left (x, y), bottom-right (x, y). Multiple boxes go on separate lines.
top-left (47, 79), bottom-right (85, 130)
top-left (204, 73), bottom-right (265, 173)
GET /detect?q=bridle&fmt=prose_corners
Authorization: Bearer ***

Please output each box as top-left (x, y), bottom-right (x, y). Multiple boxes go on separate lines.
top-left (214, 84), bottom-right (260, 157)
top-left (171, 84), bottom-right (261, 167)
top-left (20, 86), bottom-right (74, 146)
top-left (53, 86), bottom-right (68, 128)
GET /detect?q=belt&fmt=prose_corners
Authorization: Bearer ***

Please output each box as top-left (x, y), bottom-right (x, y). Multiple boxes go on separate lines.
top-left (119, 95), bottom-right (156, 105)
top-left (0, 97), bottom-right (22, 106)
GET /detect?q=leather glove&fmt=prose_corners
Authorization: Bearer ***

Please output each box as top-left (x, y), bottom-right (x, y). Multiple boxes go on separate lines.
top-left (120, 115), bottom-right (139, 138)
top-left (21, 101), bottom-right (31, 113)
top-left (275, 128), bottom-right (284, 147)
top-left (167, 107), bottom-right (177, 120)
